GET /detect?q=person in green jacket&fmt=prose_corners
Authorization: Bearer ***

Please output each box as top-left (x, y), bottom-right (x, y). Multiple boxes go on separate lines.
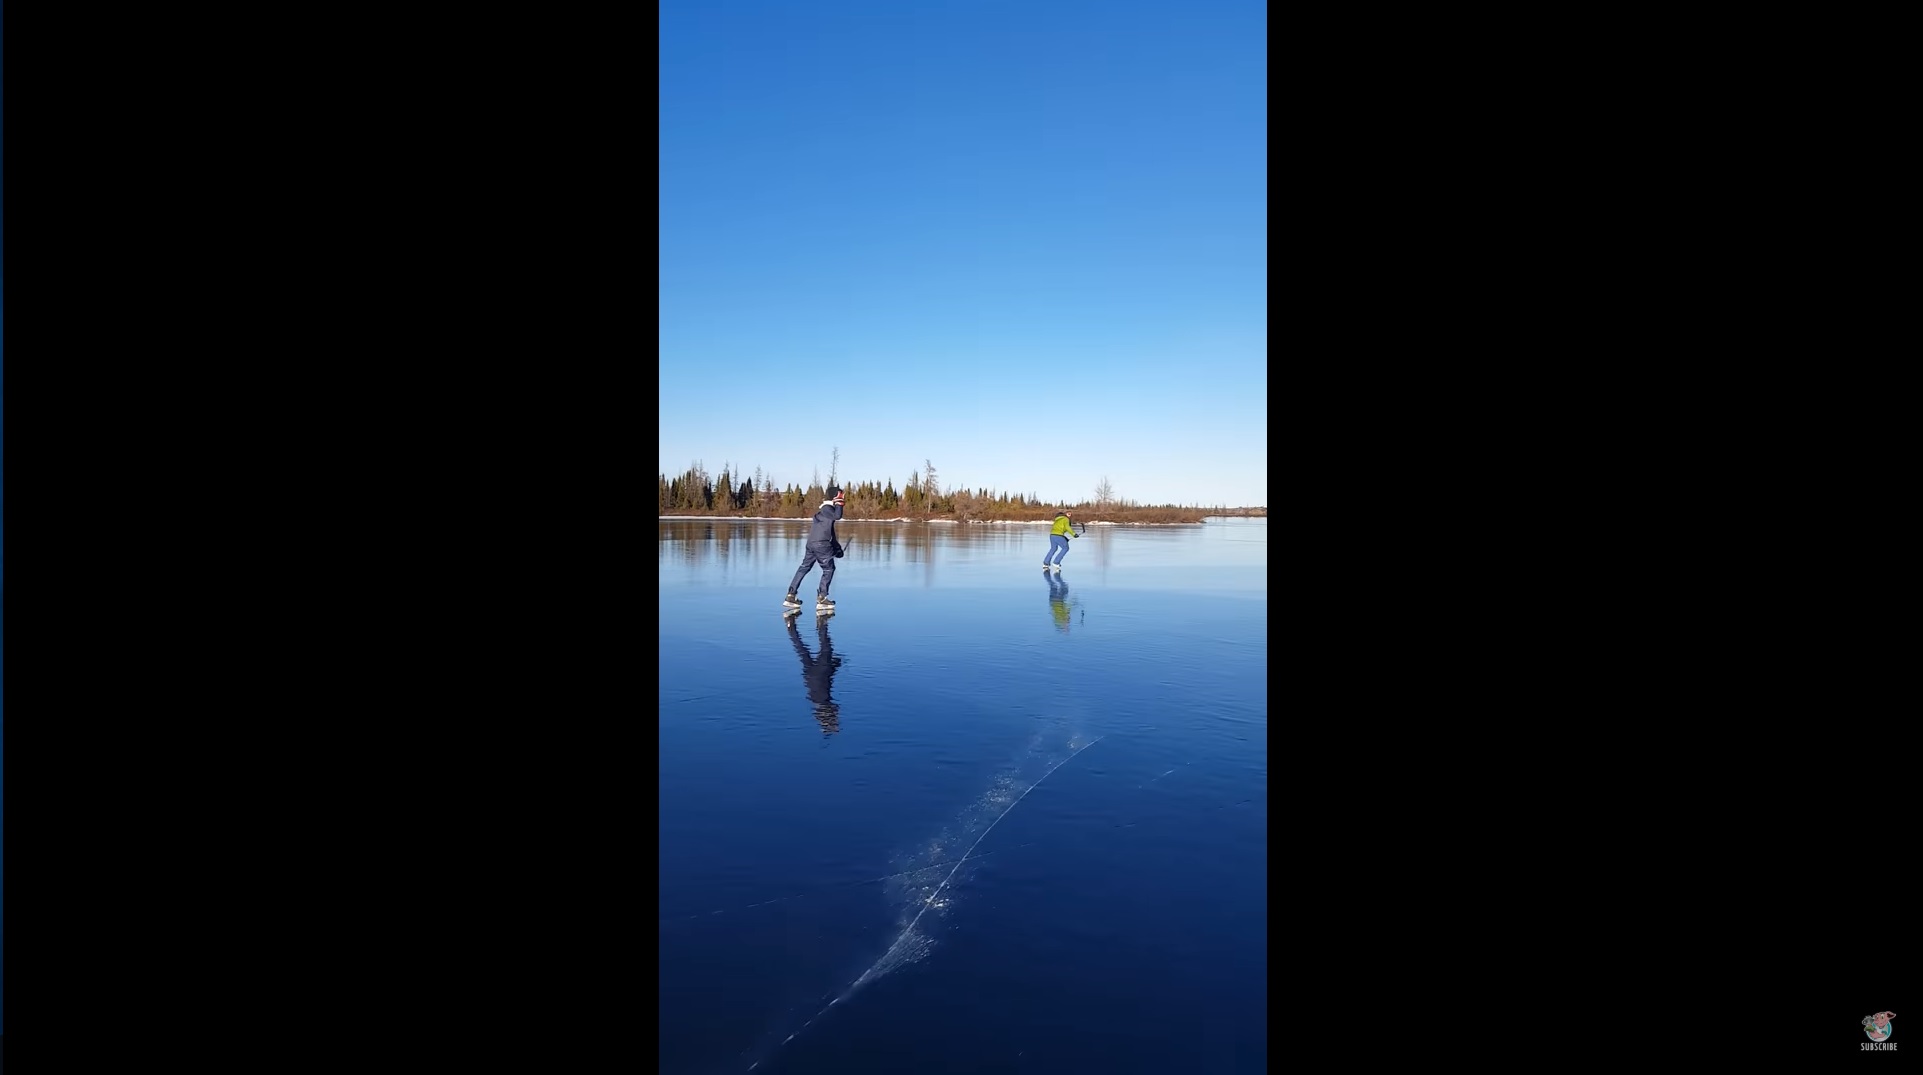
top-left (1042, 509), bottom-right (1078, 570)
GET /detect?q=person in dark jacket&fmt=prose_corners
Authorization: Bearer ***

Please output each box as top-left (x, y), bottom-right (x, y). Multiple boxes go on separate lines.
top-left (786, 486), bottom-right (845, 610)
top-left (787, 614), bottom-right (844, 735)
top-left (1042, 509), bottom-right (1078, 570)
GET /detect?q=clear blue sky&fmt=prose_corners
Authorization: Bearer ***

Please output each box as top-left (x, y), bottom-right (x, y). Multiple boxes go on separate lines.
top-left (660, 0), bottom-right (1267, 508)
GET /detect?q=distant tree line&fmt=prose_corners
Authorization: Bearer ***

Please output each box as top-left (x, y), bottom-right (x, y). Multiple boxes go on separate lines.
top-left (658, 460), bottom-right (1264, 523)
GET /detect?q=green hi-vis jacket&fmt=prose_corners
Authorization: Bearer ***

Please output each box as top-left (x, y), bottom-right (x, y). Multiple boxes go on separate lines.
top-left (1050, 515), bottom-right (1077, 537)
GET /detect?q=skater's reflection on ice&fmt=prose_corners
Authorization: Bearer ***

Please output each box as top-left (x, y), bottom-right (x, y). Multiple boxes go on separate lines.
top-left (1045, 569), bottom-right (1073, 634)
top-left (786, 614), bottom-right (844, 735)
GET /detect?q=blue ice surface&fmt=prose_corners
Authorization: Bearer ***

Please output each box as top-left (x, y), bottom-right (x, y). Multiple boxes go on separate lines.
top-left (660, 518), bottom-right (1266, 1074)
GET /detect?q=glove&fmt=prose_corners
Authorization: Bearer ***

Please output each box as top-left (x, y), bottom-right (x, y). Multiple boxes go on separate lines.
top-left (833, 543), bottom-right (845, 558)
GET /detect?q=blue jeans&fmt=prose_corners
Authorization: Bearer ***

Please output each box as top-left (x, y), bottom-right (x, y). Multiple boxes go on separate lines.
top-left (789, 542), bottom-right (837, 596)
top-left (1044, 534), bottom-right (1070, 565)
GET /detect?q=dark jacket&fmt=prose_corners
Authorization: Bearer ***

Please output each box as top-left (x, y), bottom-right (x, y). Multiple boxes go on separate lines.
top-left (807, 502), bottom-right (843, 547)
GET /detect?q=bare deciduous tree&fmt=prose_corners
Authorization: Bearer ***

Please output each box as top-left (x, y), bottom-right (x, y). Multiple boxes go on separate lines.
top-left (1095, 476), bottom-right (1115, 511)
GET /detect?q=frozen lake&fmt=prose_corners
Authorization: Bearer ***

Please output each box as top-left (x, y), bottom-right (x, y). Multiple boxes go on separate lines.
top-left (659, 517), bottom-right (1267, 1074)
